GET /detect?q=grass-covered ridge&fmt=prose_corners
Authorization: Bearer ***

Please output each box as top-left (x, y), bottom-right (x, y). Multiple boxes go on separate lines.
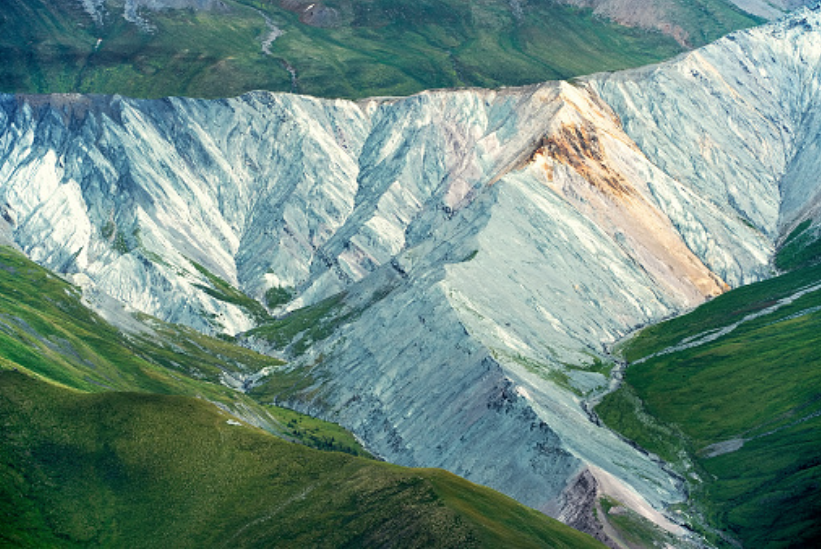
top-left (597, 260), bottom-right (821, 548)
top-left (618, 262), bottom-right (821, 362)
top-left (0, 371), bottom-right (603, 548)
top-left (0, 0), bottom-right (763, 100)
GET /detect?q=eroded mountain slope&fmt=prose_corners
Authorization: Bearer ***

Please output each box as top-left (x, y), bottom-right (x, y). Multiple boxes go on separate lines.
top-left (2, 6), bottom-right (821, 543)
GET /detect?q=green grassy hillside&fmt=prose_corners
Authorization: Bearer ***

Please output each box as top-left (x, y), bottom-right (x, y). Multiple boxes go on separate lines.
top-left (0, 0), bottom-right (762, 99)
top-left (0, 244), bottom-right (367, 456)
top-left (597, 259), bottom-right (821, 547)
top-left (0, 246), bottom-right (602, 548)
top-left (775, 220), bottom-right (821, 272)
top-left (0, 371), bottom-right (604, 549)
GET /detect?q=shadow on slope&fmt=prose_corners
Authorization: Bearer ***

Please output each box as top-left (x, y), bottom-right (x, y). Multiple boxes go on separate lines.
top-left (0, 371), bottom-right (603, 549)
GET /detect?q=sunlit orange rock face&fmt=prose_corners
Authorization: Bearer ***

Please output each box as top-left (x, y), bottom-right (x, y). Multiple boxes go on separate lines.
top-left (529, 86), bottom-right (728, 306)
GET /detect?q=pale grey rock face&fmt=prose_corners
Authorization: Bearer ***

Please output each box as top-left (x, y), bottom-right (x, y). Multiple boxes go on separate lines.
top-left (0, 92), bottom-right (368, 335)
top-left (3, 6), bottom-right (821, 538)
top-left (297, 265), bottom-right (585, 508)
top-left (727, 0), bottom-right (787, 19)
top-left (592, 4), bottom-right (821, 278)
top-left (78, 0), bottom-right (107, 25)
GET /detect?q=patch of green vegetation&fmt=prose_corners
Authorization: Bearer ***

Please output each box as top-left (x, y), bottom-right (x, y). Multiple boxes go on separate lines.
top-left (129, 313), bottom-right (278, 383)
top-left (0, 0), bottom-right (762, 100)
top-left (189, 259), bottom-right (270, 323)
top-left (264, 284), bottom-right (295, 309)
top-left (620, 262), bottom-right (821, 362)
top-left (246, 361), bottom-right (320, 404)
top-left (462, 249), bottom-right (479, 262)
top-left (596, 384), bottom-right (686, 465)
top-left (498, 351), bottom-right (576, 394)
top-left (784, 220), bottom-right (812, 244)
top-left (501, 351), bottom-right (548, 374)
top-left (136, 247), bottom-right (169, 268)
top-left (113, 231), bottom-right (130, 254)
top-left (100, 221), bottom-right (115, 240)
top-left (0, 246), bottom-right (367, 456)
top-left (669, 0), bottom-right (764, 45)
top-left (697, 415), bottom-right (821, 549)
top-left (545, 369), bottom-right (581, 396)
top-left (248, 292), bottom-right (352, 355)
top-left (0, 370), bottom-right (602, 549)
top-left (573, 354), bottom-right (615, 378)
top-left (597, 262), bottom-right (821, 547)
top-left (776, 220), bottom-right (821, 272)
top-left (498, 350), bottom-right (612, 397)
top-left (275, 405), bottom-right (372, 458)
top-left (0, 0), bottom-right (288, 98)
